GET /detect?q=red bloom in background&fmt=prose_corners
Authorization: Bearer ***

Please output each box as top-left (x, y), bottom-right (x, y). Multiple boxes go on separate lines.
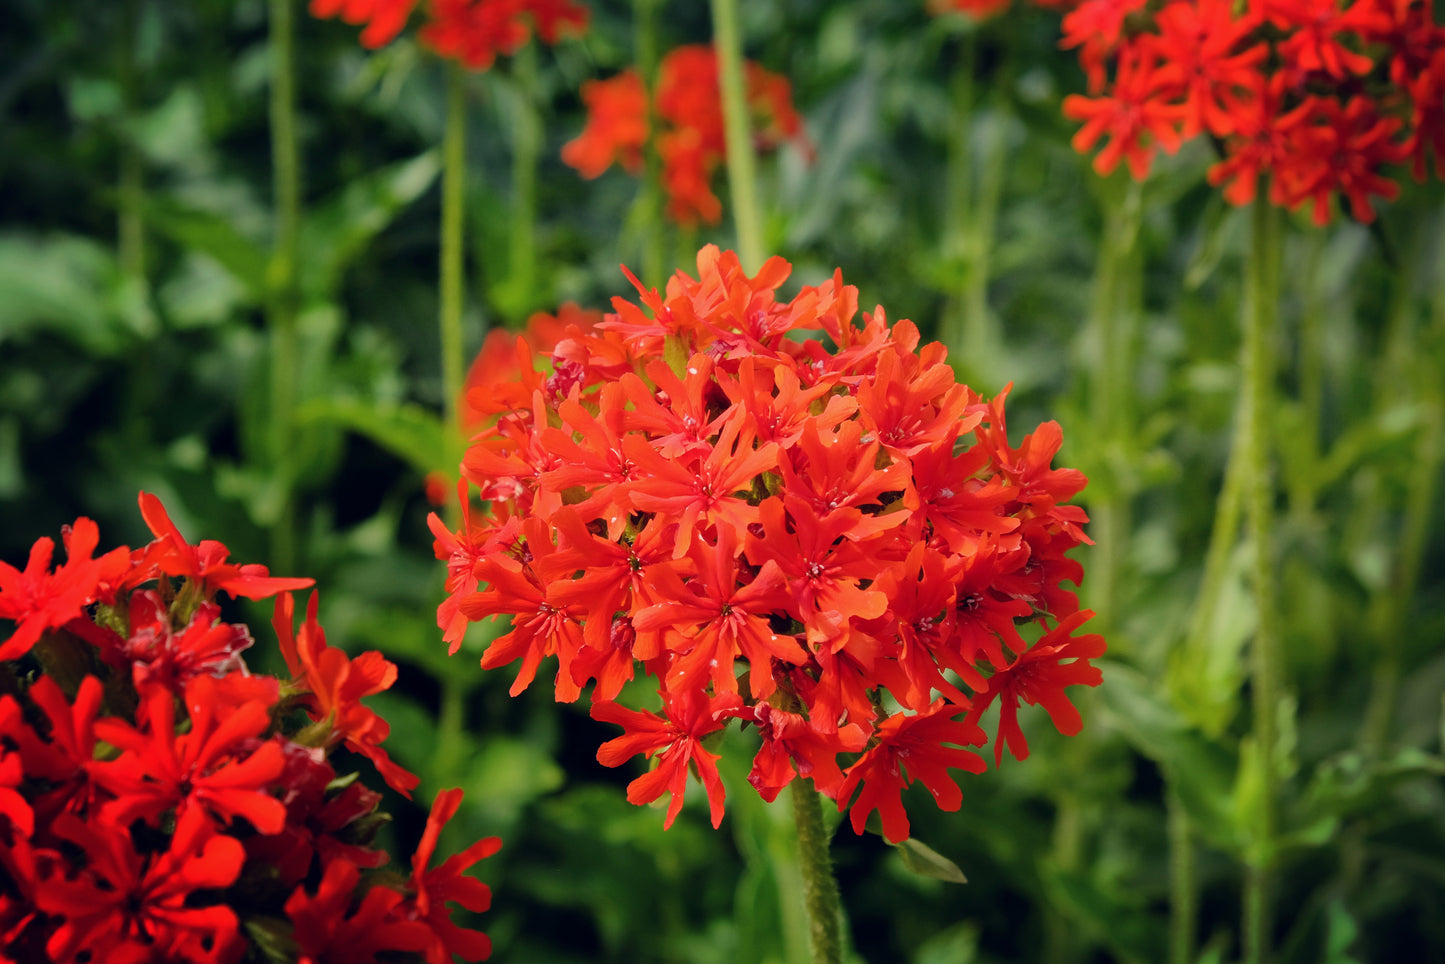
top-left (312, 0), bottom-right (586, 70)
top-left (1051, 0), bottom-right (1429, 223)
top-left (309, 0), bottom-right (419, 48)
top-left (1062, 43), bottom-right (1184, 179)
top-left (563, 44), bottom-right (807, 225)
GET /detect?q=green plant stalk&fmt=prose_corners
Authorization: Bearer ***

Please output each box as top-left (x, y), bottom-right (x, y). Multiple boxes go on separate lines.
top-left (634, 0), bottom-right (666, 288)
top-left (118, 0), bottom-right (145, 281)
top-left (1087, 179), bottom-right (1142, 639)
top-left (708, 0), bottom-right (764, 271)
top-left (1287, 235), bottom-right (1326, 521)
top-left (1359, 221), bottom-right (1444, 757)
top-left (268, 0), bottom-right (301, 573)
top-left (1242, 199), bottom-right (1283, 964)
top-left (510, 43), bottom-right (540, 321)
top-left (791, 780), bottom-right (843, 964)
top-left (942, 30), bottom-right (1010, 387)
top-left (941, 31), bottom-right (978, 365)
top-left (436, 64), bottom-right (473, 784)
top-left (1168, 786), bottom-right (1197, 964)
top-left (440, 64), bottom-right (467, 439)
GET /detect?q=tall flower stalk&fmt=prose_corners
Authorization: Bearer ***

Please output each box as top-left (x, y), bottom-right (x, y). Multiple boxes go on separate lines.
top-left (708, 0), bottom-right (764, 270)
top-left (268, 0), bottom-right (302, 574)
top-left (1241, 199), bottom-right (1283, 964)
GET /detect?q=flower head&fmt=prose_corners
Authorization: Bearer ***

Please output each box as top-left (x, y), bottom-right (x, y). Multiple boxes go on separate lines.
top-left (435, 247), bottom-right (1099, 838)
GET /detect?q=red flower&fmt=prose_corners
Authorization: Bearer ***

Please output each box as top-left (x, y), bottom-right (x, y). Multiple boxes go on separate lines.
top-left (836, 702), bottom-right (988, 844)
top-left (309, 0), bottom-right (419, 48)
top-left (561, 71), bottom-right (649, 178)
top-left (966, 610), bottom-right (1107, 766)
top-left (420, 0), bottom-right (587, 71)
top-left (274, 592), bottom-right (419, 797)
top-left (138, 492), bottom-right (313, 601)
top-left (440, 247), bottom-right (1098, 838)
top-left (92, 675), bottom-right (288, 834)
top-left (38, 806), bottom-right (246, 964)
top-left (563, 45), bottom-right (806, 226)
top-left (1062, 42), bottom-right (1184, 179)
top-left (285, 858), bottom-right (432, 964)
top-left (402, 787), bottom-right (503, 963)
top-left (0, 517), bottom-right (126, 661)
top-left (594, 687), bottom-right (741, 829)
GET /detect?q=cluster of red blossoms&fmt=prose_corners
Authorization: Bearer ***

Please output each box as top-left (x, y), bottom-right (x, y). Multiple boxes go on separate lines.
top-left (0, 495), bottom-right (498, 963)
top-left (310, 0), bottom-right (587, 70)
top-left (562, 45), bottom-right (808, 226)
top-left (432, 246), bottom-right (1103, 844)
top-left (1056, 0), bottom-right (1444, 224)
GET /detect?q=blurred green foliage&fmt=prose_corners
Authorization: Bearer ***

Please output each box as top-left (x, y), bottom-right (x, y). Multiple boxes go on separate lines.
top-left (2, 0), bottom-right (1444, 962)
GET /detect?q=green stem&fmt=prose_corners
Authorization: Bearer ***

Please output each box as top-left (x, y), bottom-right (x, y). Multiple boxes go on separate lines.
top-left (1287, 235), bottom-right (1326, 522)
top-left (1168, 786), bottom-right (1198, 964)
top-left (510, 43), bottom-right (540, 322)
top-left (118, 0), bottom-right (145, 281)
top-left (440, 64), bottom-right (468, 438)
top-left (1086, 179), bottom-right (1142, 639)
top-left (634, 0), bottom-right (665, 288)
top-left (1043, 792), bottom-right (1083, 964)
top-left (1241, 199), bottom-right (1283, 964)
top-left (941, 31), bottom-right (977, 365)
top-left (791, 781), bottom-right (843, 964)
top-left (1359, 221), bottom-right (1444, 757)
top-left (708, 0), bottom-right (764, 270)
top-left (268, 0), bottom-right (301, 573)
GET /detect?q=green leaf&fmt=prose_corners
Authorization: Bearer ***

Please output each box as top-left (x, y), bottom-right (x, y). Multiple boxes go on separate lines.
top-left (1098, 662), bottom-right (1238, 849)
top-left (142, 199), bottom-right (270, 296)
top-left (894, 836), bottom-right (968, 884)
top-left (298, 150), bottom-right (441, 299)
top-left (1044, 866), bottom-right (1168, 964)
top-left (294, 396), bottom-right (451, 477)
top-left (1323, 901), bottom-right (1363, 964)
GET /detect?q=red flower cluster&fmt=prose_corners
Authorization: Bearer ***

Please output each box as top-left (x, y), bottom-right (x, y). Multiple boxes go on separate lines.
top-left (310, 0), bottom-right (587, 70)
top-left (0, 495), bottom-right (499, 963)
top-left (1056, 0), bottom-right (1443, 224)
top-left (562, 45), bottom-right (808, 225)
top-left (432, 246), bottom-right (1102, 843)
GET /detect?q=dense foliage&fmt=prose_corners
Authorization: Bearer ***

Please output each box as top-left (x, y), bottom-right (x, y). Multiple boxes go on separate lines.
top-left (2, 0), bottom-right (1443, 962)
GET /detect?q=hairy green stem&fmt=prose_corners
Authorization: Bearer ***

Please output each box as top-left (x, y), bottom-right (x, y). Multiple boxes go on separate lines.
top-left (440, 64), bottom-right (467, 437)
top-left (1242, 199), bottom-right (1283, 964)
top-left (791, 780), bottom-right (843, 964)
top-left (268, 0), bottom-right (301, 573)
top-left (708, 0), bottom-right (763, 270)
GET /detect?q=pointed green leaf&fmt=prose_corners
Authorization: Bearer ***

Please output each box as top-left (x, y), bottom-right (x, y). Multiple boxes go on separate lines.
top-left (895, 836), bottom-right (968, 884)
top-left (294, 396), bottom-right (451, 477)
top-left (142, 199), bottom-right (270, 296)
top-left (299, 150), bottom-right (441, 298)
